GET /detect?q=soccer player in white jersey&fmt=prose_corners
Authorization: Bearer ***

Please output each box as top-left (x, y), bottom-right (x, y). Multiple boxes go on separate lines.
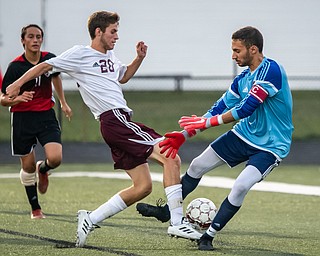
top-left (136, 26), bottom-right (294, 250)
top-left (5, 11), bottom-right (202, 247)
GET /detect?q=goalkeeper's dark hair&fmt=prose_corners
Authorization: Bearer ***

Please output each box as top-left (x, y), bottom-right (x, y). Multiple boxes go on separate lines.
top-left (232, 26), bottom-right (263, 52)
top-left (88, 11), bottom-right (120, 39)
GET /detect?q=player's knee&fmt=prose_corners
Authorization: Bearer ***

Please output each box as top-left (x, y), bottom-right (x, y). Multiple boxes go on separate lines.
top-left (165, 154), bottom-right (181, 170)
top-left (143, 183), bottom-right (153, 197)
top-left (231, 181), bottom-right (250, 197)
top-left (46, 157), bottom-right (62, 169)
top-left (20, 169), bottom-right (36, 186)
top-left (188, 158), bottom-right (206, 178)
top-left (139, 181), bottom-right (153, 198)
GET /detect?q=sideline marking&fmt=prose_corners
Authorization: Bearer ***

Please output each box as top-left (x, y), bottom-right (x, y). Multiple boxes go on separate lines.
top-left (0, 172), bottom-right (319, 196)
top-left (0, 228), bottom-right (140, 256)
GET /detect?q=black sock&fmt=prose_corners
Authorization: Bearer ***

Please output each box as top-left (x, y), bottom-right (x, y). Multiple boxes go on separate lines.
top-left (181, 172), bottom-right (201, 199)
top-left (211, 197), bottom-right (240, 231)
top-left (202, 232), bottom-right (214, 242)
top-left (39, 160), bottom-right (53, 174)
top-left (25, 185), bottom-right (41, 211)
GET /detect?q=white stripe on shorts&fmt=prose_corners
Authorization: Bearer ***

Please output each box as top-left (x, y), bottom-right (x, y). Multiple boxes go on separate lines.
top-left (113, 109), bottom-right (155, 142)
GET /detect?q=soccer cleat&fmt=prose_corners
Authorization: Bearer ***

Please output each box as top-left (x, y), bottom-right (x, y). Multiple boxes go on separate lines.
top-left (136, 198), bottom-right (170, 223)
top-left (76, 210), bottom-right (100, 247)
top-left (167, 217), bottom-right (202, 241)
top-left (37, 161), bottom-right (49, 194)
top-left (197, 233), bottom-right (214, 251)
top-left (31, 209), bottom-right (46, 219)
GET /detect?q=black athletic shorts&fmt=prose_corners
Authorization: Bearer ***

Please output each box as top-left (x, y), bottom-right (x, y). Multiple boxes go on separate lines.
top-left (11, 108), bottom-right (61, 156)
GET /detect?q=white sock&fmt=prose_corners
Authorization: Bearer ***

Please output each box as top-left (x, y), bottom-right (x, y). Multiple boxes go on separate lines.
top-left (89, 194), bottom-right (127, 224)
top-left (165, 184), bottom-right (183, 226)
top-left (206, 226), bottom-right (218, 238)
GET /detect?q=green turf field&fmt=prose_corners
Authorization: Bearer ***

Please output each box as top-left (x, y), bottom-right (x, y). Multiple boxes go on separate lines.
top-left (0, 163), bottom-right (319, 255)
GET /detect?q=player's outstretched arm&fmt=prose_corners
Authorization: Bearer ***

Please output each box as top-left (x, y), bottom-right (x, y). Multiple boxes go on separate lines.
top-left (6, 62), bottom-right (53, 99)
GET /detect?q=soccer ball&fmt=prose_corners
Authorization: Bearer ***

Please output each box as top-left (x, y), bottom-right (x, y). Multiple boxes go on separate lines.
top-left (185, 198), bottom-right (217, 231)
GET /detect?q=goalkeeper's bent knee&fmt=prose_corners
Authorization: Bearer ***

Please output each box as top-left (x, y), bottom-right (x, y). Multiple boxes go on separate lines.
top-left (20, 169), bottom-right (36, 186)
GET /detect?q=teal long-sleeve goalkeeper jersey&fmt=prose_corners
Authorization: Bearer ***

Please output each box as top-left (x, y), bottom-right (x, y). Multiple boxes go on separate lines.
top-left (205, 57), bottom-right (294, 159)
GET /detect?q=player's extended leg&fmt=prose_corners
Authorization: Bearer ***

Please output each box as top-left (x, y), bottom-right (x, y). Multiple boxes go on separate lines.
top-left (136, 145), bottom-right (224, 222)
top-left (139, 143), bottom-right (203, 240)
top-left (76, 163), bottom-right (153, 247)
top-left (37, 142), bottom-right (62, 194)
top-left (198, 165), bottom-right (262, 250)
top-left (20, 151), bottom-right (45, 219)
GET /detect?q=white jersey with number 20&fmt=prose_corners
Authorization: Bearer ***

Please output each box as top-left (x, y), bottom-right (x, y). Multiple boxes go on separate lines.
top-left (46, 45), bottom-right (131, 119)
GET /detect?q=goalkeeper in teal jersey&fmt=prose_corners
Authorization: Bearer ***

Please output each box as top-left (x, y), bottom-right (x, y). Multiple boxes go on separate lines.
top-left (137, 26), bottom-right (294, 250)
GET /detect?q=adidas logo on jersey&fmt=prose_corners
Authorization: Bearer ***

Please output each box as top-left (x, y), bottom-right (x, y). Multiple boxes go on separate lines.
top-left (242, 87), bottom-right (249, 93)
top-left (92, 62), bottom-right (100, 67)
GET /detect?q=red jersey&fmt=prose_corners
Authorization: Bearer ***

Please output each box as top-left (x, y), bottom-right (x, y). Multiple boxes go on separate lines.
top-left (1, 52), bottom-right (59, 112)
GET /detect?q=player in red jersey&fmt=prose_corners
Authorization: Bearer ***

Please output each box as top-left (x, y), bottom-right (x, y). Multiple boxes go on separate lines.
top-left (0, 24), bottom-right (72, 219)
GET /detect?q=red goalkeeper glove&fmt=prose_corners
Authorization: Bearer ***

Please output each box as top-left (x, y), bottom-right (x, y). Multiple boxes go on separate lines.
top-left (159, 131), bottom-right (186, 159)
top-left (179, 115), bottom-right (220, 132)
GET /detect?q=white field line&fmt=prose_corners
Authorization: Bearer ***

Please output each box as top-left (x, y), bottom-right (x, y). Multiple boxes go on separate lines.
top-left (0, 172), bottom-right (319, 196)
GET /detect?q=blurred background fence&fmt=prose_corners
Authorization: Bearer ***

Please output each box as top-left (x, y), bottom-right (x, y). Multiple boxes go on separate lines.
top-left (1, 75), bottom-right (319, 165)
top-left (60, 74), bottom-right (320, 92)
top-left (1, 75), bottom-right (319, 143)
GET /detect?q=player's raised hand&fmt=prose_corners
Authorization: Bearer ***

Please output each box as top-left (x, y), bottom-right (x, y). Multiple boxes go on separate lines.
top-left (159, 131), bottom-right (186, 159)
top-left (136, 41), bottom-right (147, 59)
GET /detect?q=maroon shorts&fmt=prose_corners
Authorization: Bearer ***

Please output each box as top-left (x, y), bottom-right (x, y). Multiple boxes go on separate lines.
top-left (100, 109), bottom-right (163, 170)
